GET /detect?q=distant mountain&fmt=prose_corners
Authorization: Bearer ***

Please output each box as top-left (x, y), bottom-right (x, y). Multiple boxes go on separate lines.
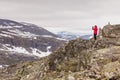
top-left (57, 31), bottom-right (92, 40)
top-left (81, 34), bottom-right (93, 40)
top-left (57, 31), bottom-right (81, 40)
top-left (0, 19), bottom-right (65, 65)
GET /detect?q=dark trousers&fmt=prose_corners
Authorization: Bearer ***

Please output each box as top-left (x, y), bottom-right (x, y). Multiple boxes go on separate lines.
top-left (94, 34), bottom-right (97, 40)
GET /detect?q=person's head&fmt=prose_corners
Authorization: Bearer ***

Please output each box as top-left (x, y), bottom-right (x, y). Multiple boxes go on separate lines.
top-left (95, 25), bottom-right (97, 27)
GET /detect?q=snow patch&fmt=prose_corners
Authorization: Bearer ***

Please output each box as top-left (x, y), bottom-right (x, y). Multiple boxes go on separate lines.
top-left (31, 46), bottom-right (51, 57)
top-left (7, 46), bottom-right (30, 54)
top-left (0, 65), bottom-right (9, 69)
top-left (9, 22), bottom-right (15, 25)
top-left (2, 29), bottom-right (39, 38)
top-left (0, 33), bottom-right (12, 38)
top-left (0, 25), bottom-right (22, 28)
top-left (89, 35), bottom-right (93, 39)
top-left (0, 26), bottom-right (12, 28)
top-left (56, 38), bottom-right (68, 41)
top-left (33, 37), bottom-right (37, 39)
top-left (41, 35), bottom-right (53, 38)
top-left (1, 44), bottom-right (52, 57)
top-left (47, 46), bottom-right (51, 51)
top-left (13, 25), bottom-right (23, 28)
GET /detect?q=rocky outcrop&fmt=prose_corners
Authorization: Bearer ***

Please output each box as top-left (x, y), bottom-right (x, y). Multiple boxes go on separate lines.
top-left (102, 24), bottom-right (120, 38)
top-left (0, 24), bottom-right (120, 80)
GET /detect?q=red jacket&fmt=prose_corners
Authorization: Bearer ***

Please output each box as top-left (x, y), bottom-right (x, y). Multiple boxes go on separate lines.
top-left (92, 25), bottom-right (98, 35)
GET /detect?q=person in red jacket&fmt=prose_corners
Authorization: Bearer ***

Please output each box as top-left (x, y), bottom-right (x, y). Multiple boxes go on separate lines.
top-left (92, 25), bottom-right (98, 40)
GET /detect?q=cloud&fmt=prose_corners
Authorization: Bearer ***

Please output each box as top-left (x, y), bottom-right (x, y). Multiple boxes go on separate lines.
top-left (0, 0), bottom-right (120, 34)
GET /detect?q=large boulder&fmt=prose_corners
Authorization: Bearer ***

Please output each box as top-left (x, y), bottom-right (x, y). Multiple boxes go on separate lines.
top-left (102, 24), bottom-right (120, 38)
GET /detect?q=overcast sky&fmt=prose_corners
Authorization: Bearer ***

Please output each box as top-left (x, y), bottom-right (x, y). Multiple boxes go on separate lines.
top-left (0, 0), bottom-right (120, 34)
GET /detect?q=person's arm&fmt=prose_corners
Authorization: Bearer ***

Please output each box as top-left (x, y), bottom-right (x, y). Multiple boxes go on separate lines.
top-left (92, 27), bottom-right (94, 30)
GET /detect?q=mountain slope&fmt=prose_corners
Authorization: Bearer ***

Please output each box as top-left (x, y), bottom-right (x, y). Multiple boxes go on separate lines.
top-left (0, 19), bottom-right (57, 37)
top-left (0, 24), bottom-right (120, 80)
top-left (0, 19), bottom-right (65, 65)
